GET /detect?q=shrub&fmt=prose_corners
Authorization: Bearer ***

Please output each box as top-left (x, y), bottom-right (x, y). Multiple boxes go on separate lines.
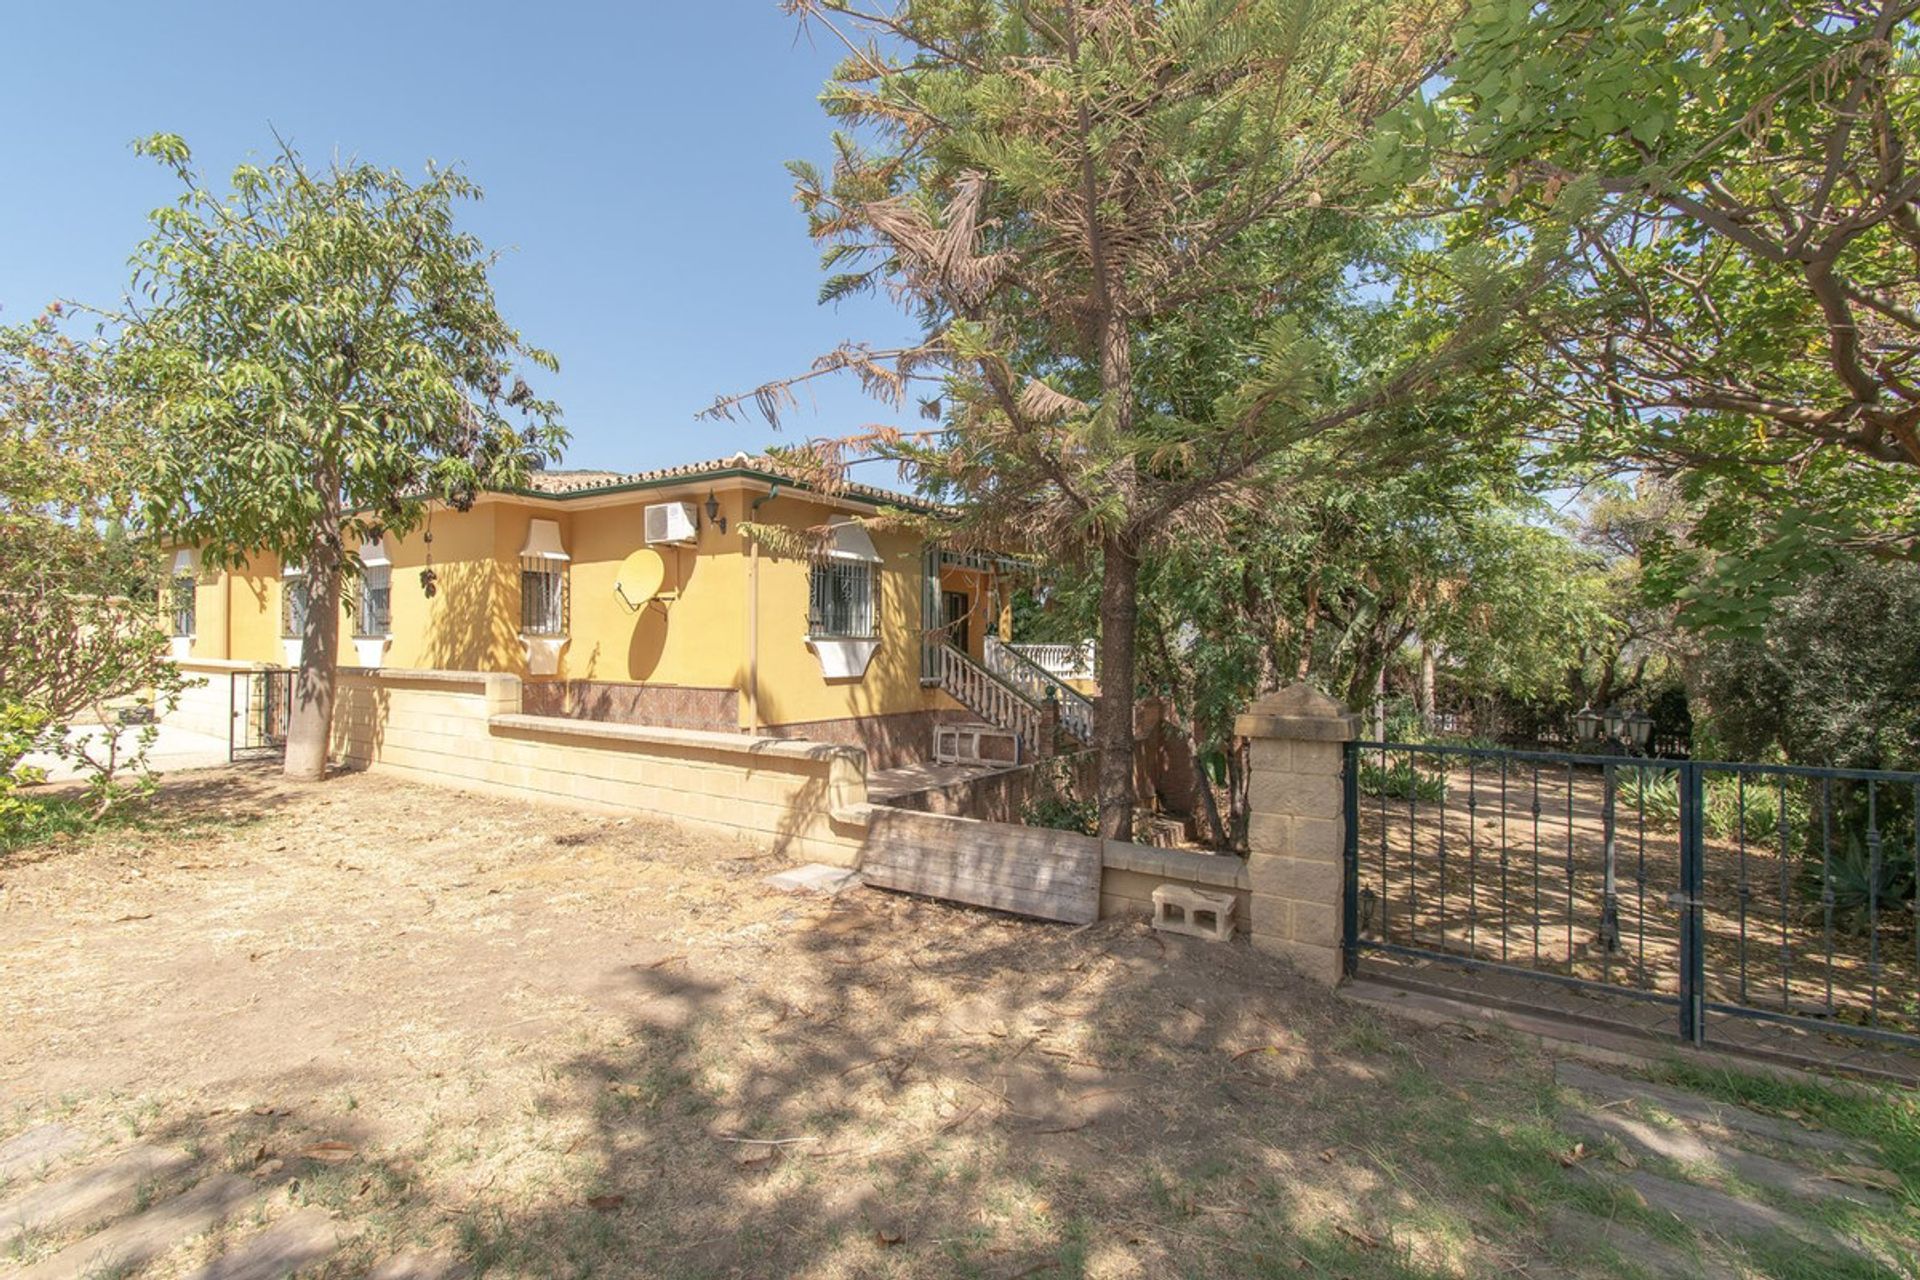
top-left (1359, 755), bottom-right (1448, 804)
top-left (1021, 757), bottom-right (1098, 836)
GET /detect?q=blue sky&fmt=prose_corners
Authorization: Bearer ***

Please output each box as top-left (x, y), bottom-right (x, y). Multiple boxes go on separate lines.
top-left (0, 1), bottom-right (919, 473)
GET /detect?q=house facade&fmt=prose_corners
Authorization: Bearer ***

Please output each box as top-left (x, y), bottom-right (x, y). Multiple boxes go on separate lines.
top-left (164, 454), bottom-right (1089, 769)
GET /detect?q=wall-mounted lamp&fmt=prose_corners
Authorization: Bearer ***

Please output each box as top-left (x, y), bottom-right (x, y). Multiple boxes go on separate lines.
top-left (705, 491), bottom-right (728, 534)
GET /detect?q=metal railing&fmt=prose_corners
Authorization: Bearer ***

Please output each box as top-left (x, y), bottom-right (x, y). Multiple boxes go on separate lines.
top-left (230, 669), bottom-right (293, 762)
top-left (931, 642), bottom-right (1040, 757)
top-left (1007, 640), bottom-right (1096, 682)
top-left (984, 637), bottom-right (1095, 744)
top-left (1344, 739), bottom-right (1920, 1068)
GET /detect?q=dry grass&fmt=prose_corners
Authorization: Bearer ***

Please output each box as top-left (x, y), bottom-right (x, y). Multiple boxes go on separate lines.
top-left (0, 768), bottom-right (1897, 1278)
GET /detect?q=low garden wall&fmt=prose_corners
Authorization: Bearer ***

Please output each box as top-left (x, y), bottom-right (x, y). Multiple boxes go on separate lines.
top-left (330, 668), bottom-right (870, 867)
top-left (168, 658), bottom-right (264, 741)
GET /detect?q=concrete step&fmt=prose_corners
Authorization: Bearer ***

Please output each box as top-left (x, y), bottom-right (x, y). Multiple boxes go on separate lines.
top-left (1543, 1205), bottom-right (1738, 1280)
top-left (178, 1207), bottom-right (348, 1280)
top-left (369, 1249), bottom-right (467, 1279)
top-left (0, 1142), bottom-right (192, 1248)
top-left (0, 1125), bottom-right (88, 1185)
top-left (12, 1172), bottom-right (262, 1280)
top-left (1555, 1060), bottom-right (1870, 1158)
top-left (1561, 1109), bottom-right (1892, 1208)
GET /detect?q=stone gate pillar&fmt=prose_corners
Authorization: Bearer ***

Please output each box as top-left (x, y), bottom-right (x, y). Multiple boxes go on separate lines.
top-left (1234, 683), bottom-right (1360, 985)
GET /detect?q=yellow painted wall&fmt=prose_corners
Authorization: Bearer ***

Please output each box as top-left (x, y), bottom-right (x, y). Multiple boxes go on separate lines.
top-left (175, 485), bottom-right (984, 727)
top-left (565, 490), bottom-right (750, 693)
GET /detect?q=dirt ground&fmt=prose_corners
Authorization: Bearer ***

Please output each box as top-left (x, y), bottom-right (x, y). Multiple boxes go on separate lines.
top-left (1, 768), bottom-right (1913, 1279)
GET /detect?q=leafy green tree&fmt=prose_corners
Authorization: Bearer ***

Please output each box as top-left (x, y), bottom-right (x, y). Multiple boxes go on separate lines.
top-left (1422, 0), bottom-right (1920, 620)
top-left (0, 310), bottom-right (184, 822)
top-left (1697, 558), bottom-right (1920, 773)
top-left (1129, 452), bottom-right (1604, 845)
top-left (118, 135), bottom-right (565, 780)
top-left (715, 0), bottom-right (1481, 837)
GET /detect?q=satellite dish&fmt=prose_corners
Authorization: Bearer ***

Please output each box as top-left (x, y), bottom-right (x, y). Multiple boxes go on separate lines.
top-left (613, 548), bottom-right (668, 611)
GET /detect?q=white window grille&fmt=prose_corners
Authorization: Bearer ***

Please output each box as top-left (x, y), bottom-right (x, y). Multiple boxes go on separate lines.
top-left (355, 536), bottom-right (392, 638)
top-left (809, 558), bottom-right (875, 639)
top-left (520, 557), bottom-right (569, 636)
top-left (357, 568), bottom-right (392, 638)
top-left (280, 573), bottom-right (310, 639)
top-left (170, 576), bottom-right (196, 638)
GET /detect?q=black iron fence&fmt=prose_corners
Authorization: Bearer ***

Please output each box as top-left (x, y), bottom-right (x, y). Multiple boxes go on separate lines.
top-left (1343, 740), bottom-right (1920, 1070)
top-left (230, 669), bottom-right (293, 762)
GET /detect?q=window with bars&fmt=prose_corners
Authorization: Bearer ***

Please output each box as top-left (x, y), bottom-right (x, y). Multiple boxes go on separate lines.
top-left (169, 576), bottom-right (196, 638)
top-left (809, 558), bottom-right (876, 639)
top-left (356, 567), bottom-right (392, 638)
top-left (280, 577), bottom-right (310, 639)
top-left (520, 557), bottom-right (569, 636)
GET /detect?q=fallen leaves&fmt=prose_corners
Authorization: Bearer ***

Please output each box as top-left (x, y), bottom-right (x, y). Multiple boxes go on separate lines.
top-left (1829, 1162), bottom-right (1903, 1192)
top-left (297, 1140), bottom-right (355, 1163)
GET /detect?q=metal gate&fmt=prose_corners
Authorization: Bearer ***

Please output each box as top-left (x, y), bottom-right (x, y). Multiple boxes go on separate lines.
top-left (1343, 740), bottom-right (1920, 1077)
top-left (230, 669), bottom-right (294, 762)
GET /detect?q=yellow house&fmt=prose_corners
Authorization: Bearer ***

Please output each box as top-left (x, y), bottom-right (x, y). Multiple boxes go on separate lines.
top-left (164, 453), bottom-right (1095, 770)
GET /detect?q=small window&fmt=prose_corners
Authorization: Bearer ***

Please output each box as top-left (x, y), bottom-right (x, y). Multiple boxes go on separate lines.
top-left (520, 557), bottom-right (568, 636)
top-left (809, 559), bottom-right (875, 639)
top-left (281, 576), bottom-right (310, 639)
top-left (356, 566), bottom-right (392, 638)
top-left (169, 576), bottom-right (196, 638)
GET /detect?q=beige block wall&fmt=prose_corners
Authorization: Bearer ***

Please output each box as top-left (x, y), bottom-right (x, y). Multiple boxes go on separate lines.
top-left (330, 669), bottom-right (871, 866)
top-left (166, 659), bottom-right (263, 741)
top-left (1234, 685), bottom-right (1361, 985)
top-left (1099, 843), bottom-right (1250, 931)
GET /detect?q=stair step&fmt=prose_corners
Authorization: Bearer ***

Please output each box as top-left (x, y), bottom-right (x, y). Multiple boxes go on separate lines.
top-left (13, 1171), bottom-right (262, 1280)
top-left (178, 1207), bottom-right (348, 1279)
top-left (0, 1125), bottom-right (89, 1184)
top-left (0, 1142), bottom-right (193, 1248)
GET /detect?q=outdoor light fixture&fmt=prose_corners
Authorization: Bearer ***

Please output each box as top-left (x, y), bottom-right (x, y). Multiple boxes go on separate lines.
top-left (1574, 705), bottom-right (1602, 742)
top-left (1604, 707), bottom-right (1626, 741)
top-left (1624, 708), bottom-right (1654, 751)
top-left (705, 491), bottom-right (728, 534)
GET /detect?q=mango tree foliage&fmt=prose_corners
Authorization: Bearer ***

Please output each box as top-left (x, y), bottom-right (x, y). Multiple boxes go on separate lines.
top-left (0, 312), bottom-right (183, 822)
top-left (1416, 0), bottom-right (1920, 627)
top-left (120, 135), bottom-right (565, 779)
top-left (713, 0), bottom-right (1476, 838)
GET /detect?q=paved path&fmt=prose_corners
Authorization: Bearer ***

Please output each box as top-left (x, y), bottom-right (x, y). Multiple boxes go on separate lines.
top-left (0, 1131), bottom-right (458, 1279)
top-left (18, 723), bottom-right (232, 784)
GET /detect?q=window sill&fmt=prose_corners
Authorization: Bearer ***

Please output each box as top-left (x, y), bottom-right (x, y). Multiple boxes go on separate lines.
top-left (806, 635), bottom-right (879, 680)
top-left (519, 633), bottom-right (569, 676)
top-left (352, 635), bottom-right (393, 670)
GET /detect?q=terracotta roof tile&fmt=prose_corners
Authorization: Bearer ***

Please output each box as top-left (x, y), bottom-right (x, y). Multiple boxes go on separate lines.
top-left (511, 452), bottom-right (920, 507)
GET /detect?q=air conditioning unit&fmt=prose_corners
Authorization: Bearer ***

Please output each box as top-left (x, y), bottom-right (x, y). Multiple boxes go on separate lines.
top-left (644, 501), bottom-right (698, 546)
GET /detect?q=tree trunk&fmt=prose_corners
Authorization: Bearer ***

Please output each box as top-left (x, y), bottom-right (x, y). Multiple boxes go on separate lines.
top-left (1187, 725), bottom-right (1227, 849)
top-left (1295, 580), bottom-right (1319, 681)
top-left (1418, 644), bottom-right (1437, 726)
top-left (284, 493), bottom-right (343, 781)
top-left (1094, 533), bottom-right (1140, 840)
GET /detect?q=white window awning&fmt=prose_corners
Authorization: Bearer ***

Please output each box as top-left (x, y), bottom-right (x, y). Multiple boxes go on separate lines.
top-left (359, 534), bottom-right (392, 568)
top-left (170, 548), bottom-right (199, 576)
top-left (824, 517), bottom-right (882, 564)
top-left (522, 518), bottom-right (569, 561)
